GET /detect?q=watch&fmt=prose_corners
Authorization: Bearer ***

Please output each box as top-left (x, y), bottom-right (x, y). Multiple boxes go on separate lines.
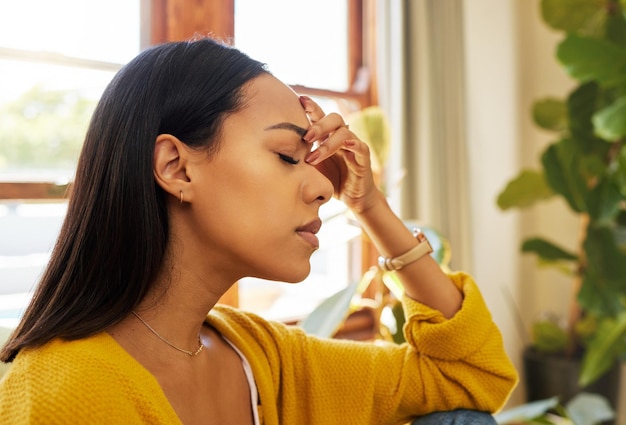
top-left (378, 229), bottom-right (433, 271)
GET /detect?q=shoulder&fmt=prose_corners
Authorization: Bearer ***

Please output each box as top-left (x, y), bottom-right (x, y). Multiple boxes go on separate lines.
top-left (208, 304), bottom-right (302, 340)
top-left (11, 332), bottom-right (132, 377)
top-left (2, 333), bottom-right (143, 395)
top-left (0, 333), bottom-right (169, 423)
top-left (206, 305), bottom-right (312, 358)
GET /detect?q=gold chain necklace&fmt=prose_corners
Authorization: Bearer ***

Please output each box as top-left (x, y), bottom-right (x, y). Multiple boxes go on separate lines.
top-left (132, 311), bottom-right (204, 357)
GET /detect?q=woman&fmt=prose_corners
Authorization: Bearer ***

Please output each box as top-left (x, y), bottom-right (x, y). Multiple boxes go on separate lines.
top-left (0, 37), bottom-right (517, 424)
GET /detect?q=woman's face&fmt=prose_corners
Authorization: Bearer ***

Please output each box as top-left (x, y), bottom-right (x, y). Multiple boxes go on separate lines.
top-left (184, 74), bottom-right (334, 283)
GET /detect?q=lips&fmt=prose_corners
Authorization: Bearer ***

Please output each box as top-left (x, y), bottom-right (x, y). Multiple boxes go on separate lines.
top-left (296, 217), bottom-right (322, 249)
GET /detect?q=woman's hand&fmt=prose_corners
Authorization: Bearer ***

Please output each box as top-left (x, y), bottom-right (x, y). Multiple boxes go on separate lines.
top-left (300, 96), bottom-right (380, 214)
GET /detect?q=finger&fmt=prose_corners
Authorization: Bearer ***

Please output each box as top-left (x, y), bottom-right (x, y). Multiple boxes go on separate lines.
top-left (313, 139), bottom-right (374, 200)
top-left (305, 126), bottom-right (354, 165)
top-left (299, 95), bottom-right (325, 122)
top-left (304, 113), bottom-right (346, 143)
top-left (299, 96), bottom-right (347, 143)
top-left (334, 138), bottom-right (372, 173)
top-left (342, 142), bottom-right (373, 185)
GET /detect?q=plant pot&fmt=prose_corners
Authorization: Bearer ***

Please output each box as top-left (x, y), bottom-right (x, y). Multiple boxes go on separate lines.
top-left (523, 346), bottom-right (621, 424)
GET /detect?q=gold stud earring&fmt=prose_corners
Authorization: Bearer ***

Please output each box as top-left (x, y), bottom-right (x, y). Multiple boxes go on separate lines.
top-left (179, 190), bottom-right (184, 204)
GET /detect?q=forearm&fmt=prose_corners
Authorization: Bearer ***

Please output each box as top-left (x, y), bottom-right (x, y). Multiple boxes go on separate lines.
top-left (354, 191), bottom-right (463, 319)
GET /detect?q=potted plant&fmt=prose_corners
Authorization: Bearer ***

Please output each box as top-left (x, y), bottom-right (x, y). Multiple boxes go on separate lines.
top-left (496, 0), bottom-right (626, 411)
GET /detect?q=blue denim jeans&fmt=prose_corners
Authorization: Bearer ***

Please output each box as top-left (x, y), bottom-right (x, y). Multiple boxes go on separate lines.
top-left (411, 409), bottom-right (497, 425)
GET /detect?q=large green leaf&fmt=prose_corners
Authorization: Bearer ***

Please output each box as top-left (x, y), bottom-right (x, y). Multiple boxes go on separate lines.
top-left (533, 97), bottom-right (567, 131)
top-left (584, 224), bottom-right (626, 291)
top-left (592, 95), bottom-right (626, 140)
top-left (567, 84), bottom-right (614, 175)
top-left (579, 313), bottom-right (626, 386)
top-left (541, 0), bottom-right (606, 33)
top-left (580, 153), bottom-right (611, 184)
top-left (493, 396), bottom-right (559, 424)
top-left (578, 224), bottom-right (626, 315)
top-left (496, 170), bottom-right (554, 210)
top-left (585, 177), bottom-right (623, 223)
top-left (494, 393), bottom-right (615, 425)
top-left (521, 237), bottom-right (578, 262)
top-left (299, 280), bottom-right (360, 338)
top-left (567, 82), bottom-right (600, 152)
top-left (583, 223), bottom-right (626, 288)
top-left (557, 34), bottom-right (626, 86)
top-left (566, 392), bottom-right (616, 425)
top-left (541, 139), bottom-right (589, 212)
top-left (299, 266), bottom-right (383, 338)
top-left (578, 274), bottom-right (625, 319)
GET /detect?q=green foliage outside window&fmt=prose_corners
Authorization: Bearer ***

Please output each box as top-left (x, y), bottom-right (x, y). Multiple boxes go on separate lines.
top-left (0, 86), bottom-right (95, 172)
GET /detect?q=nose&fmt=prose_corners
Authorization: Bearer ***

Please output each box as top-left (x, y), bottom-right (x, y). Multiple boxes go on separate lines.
top-left (303, 165), bottom-right (334, 205)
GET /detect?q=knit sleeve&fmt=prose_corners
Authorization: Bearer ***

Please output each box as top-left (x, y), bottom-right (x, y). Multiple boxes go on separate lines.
top-left (213, 272), bottom-right (518, 425)
top-left (397, 272), bottom-right (519, 416)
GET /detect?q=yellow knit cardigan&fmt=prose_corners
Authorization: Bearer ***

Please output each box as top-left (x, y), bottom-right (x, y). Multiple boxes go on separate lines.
top-left (0, 272), bottom-right (518, 424)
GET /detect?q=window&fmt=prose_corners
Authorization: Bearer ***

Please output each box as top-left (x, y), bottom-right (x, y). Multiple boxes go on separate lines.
top-left (0, 0), bottom-right (142, 182)
top-left (234, 0), bottom-right (349, 91)
top-left (0, 0), bottom-right (143, 326)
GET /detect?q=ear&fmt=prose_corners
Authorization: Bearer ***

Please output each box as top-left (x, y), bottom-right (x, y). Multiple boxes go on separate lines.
top-left (153, 134), bottom-right (191, 203)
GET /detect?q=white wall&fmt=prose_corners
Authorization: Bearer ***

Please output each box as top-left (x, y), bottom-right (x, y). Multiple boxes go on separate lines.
top-left (462, 0), bottom-right (525, 407)
top-left (513, 0), bottom-right (580, 331)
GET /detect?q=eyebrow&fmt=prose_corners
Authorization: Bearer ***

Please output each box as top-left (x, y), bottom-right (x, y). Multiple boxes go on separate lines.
top-left (264, 122), bottom-right (308, 139)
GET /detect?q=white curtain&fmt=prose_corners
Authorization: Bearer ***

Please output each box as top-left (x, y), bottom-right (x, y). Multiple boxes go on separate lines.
top-left (376, 0), bottom-right (473, 272)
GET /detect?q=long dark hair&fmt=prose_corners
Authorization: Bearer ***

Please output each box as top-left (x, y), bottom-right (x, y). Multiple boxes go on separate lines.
top-left (1, 38), bottom-right (267, 362)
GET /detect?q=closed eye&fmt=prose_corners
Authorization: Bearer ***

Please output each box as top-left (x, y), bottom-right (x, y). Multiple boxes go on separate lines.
top-left (278, 153), bottom-right (300, 165)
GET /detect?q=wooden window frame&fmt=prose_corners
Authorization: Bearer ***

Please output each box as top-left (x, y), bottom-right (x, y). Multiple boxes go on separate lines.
top-left (150, 0), bottom-right (376, 107)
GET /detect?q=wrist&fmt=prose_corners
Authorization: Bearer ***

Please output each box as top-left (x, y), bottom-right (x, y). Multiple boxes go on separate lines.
top-left (378, 229), bottom-right (433, 271)
top-left (349, 189), bottom-right (386, 216)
